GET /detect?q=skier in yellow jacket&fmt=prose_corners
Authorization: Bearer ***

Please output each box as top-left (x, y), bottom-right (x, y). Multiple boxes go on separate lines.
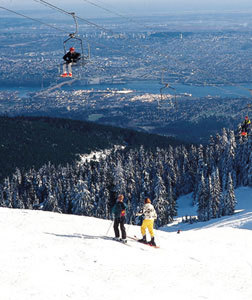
top-left (136, 198), bottom-right (157, 246)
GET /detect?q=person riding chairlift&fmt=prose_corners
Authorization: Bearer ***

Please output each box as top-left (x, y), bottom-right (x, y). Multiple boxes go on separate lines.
top-left (60, 47), bottom-right (81, 78)
top-left (241, 116), bottom-right (251, 136)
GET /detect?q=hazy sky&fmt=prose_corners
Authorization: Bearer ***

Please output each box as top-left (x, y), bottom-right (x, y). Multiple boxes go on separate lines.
top-left (1, 0), bottom-right (252, 16)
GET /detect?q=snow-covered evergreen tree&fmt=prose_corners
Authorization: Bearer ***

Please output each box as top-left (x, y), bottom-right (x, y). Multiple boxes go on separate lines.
top-left (209, 168), bottom-right (221, 219)
top-left (153, 170), bottom-right (169, 227)
top-left (197, 173), bottom-right (209, 221)
top-left (193, 144), bottom-right (206, 205)
top-left (223, 173), bottom-right (237, 216)
top-left (167, 180), bottom-right (177, 221)
top-left (72, 180), bottom-right (91, 215)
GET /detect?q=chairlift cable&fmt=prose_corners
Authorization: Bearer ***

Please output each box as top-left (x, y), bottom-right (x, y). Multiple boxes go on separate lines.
top-left (80, 0), bottom-right (154, 31)
top-left (0, 6), bottom-right (68, 34)
top-left (0, 4), bottom-right (129, 58)
top-left (33, 0), bottom-right (73, 17)
top-left (32, 0), bottom-right (143, 58)
top-left (81, 0), bottom-right (134, 20)
top-left (34, 0), bottom-right (115, 34)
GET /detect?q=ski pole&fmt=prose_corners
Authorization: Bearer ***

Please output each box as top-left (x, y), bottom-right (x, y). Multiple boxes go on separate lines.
top-left (126, 222), bottom-right (131, 236)
top-left (106, 219), bottom-right (114, 236)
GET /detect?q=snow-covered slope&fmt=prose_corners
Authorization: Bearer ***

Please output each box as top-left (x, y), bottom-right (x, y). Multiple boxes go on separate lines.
top-left (1, 187), bottom-right (252, 300)
top-left (162, 186), bottom-right (252, 232)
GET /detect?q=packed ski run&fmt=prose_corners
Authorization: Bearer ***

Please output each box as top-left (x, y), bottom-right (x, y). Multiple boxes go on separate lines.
top-left (0, 186), bottom-right (252, 300)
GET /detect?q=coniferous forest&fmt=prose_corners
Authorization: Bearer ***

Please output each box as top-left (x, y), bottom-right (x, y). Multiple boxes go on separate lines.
top-left (1, 123), bottom-right (251, 227)
top-left (0, 116), bottom-right (184, 181)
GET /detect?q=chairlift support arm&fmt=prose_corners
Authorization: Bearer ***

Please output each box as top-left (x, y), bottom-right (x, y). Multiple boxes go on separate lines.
top-left (69, 12), bottom-right (78, 37)
top-left (63, 11), bottom-right (90, 62)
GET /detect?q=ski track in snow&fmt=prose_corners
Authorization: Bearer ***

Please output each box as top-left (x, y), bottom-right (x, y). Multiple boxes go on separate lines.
top-left (0, 187), bottom-right (252, 300)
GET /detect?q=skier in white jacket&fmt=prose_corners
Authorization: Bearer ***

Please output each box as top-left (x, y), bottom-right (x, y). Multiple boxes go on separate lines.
top-left (136, 198), bottom-right (157, 246)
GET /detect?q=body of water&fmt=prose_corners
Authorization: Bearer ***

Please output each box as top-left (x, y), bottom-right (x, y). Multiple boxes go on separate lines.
top-left (0, 80), bottom-right (251, 98)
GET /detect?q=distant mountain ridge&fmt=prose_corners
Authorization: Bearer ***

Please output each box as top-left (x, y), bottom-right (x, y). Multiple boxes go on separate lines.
top-left (0, 115), bottom-right (186, 181)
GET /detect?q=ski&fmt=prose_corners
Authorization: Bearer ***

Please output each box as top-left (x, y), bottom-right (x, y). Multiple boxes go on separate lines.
top-left (127, 236), bottom-right (160, 248)
top-left (101, 236), bottom-right (131, 246)
top-left (110, 237), bottom-right (131, 246)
